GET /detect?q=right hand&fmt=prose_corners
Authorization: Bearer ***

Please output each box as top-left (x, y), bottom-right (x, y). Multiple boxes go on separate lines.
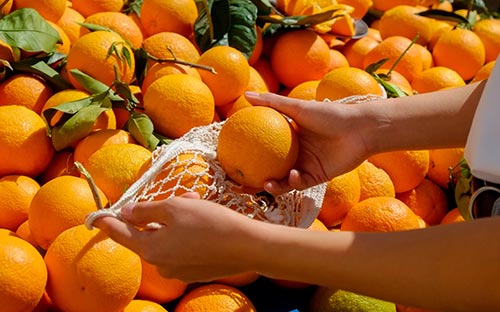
top-left (245, 92), bottom-right (372, 195)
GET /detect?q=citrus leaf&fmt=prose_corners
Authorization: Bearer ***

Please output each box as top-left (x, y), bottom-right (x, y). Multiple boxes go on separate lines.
top-left (127, 112), bottom-right (160, 150)
top-left (194, 0), bottom-right (258, 58)
top-left (68, 69), bottom-right (122, 101)
top-left (417, 9), bottom-right (470, 25)
top-left (11, 57), bottom-right (72, 91)
top-left (78, 22), bottom-right (114, 32)
top-left (250, 0), bottom-right (272, 15)
top-left (51, 104), bottom-right (109, 151)
top-left (364, 58), bottom-right (389, 75)
top-left (0, 8), bottom-right (61, 53)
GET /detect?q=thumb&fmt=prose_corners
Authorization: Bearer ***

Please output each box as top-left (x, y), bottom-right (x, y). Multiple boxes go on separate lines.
top-left (244, 91), bottom-right (308, 120)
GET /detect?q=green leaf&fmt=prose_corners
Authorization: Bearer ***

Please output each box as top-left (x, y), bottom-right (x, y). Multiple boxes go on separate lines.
top-left (417, 9), bottom-right (471, 26)
top-left (126, 112), bottom-right (160, 150)
top-left (68, 69), bottom-right (121, 101)
top-left (51, 104), bottom-right (109, 151)
top-left (0, 8), bottom-right (61, 53)
top-left (250, 0), bottom-right (272, 15)
top-left (374, 76), bottom-right (409, 98)
top-left (11, 57), bottom-right (72, 91)
top-left (364, 58), bottom-right (390, 75)
top-left (194, 0), bottom-right (258, 58)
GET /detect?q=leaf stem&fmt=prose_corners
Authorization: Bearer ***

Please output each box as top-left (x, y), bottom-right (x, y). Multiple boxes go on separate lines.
top-left (75, 161), bottom-right (104, 210)
top-left (147, 48), bottom-right (217, 74)
top-left (387, 33), bottom-right (419, 76)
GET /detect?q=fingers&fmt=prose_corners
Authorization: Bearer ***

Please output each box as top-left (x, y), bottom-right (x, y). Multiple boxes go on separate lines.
top-left (264, 169), bottom-right (303, 195)
top-left (120, 193), bottom-right (200, 226)
top-left (245, 91), bottom-right (308, 120)
top-left (92, 216), bottom-right (146, 253)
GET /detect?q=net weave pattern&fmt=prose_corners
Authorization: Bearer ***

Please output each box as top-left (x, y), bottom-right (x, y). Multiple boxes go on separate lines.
top-left (85, 94), bottom-right (382, 229)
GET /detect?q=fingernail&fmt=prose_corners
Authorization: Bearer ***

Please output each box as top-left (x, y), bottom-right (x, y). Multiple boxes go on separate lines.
top-left (120, 202), bottom-right (135, 219)
top-left (244, 91), bottom-right (260, 98)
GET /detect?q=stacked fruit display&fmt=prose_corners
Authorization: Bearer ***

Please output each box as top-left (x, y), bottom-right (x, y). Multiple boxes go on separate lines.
top-left (0, 0), bottom-right (498, 311)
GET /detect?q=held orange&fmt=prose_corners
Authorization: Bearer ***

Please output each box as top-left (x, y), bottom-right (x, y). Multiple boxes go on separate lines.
top-left (316, 67), bottom-right (383, 101)
top-left (217, 106), bottom-right (299, 189)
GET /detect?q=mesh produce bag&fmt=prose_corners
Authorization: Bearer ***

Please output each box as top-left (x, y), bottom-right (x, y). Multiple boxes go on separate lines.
top-left (85, 94), bottom-right (383, 230)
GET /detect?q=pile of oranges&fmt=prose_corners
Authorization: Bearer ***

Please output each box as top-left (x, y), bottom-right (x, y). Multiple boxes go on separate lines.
top-left (0, 0), bottom-right (495, 311)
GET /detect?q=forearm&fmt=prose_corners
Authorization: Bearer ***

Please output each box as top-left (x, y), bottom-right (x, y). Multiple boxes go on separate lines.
top-left (248, 217), bottom-right (500, 311)
top-left (356, 81), bottom-right (486, 155)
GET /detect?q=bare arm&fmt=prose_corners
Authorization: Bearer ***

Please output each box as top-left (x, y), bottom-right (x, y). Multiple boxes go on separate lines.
top-left (95, 196), bottom-right (500, 312)
top-left (244, 81), bottom-right (486, 194)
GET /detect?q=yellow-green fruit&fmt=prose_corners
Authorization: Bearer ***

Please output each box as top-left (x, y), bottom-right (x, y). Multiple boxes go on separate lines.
top-left (309, 288), bottom-right (396, 312)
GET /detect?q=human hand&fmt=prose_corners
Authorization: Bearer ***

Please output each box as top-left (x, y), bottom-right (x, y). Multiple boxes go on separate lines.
top-left (92, 192), bottom-right (263, 283)
top-left (245, 92), bottom-right (371, 195)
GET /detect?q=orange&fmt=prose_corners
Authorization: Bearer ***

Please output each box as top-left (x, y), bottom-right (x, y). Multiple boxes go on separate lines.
top-left (252, 57), bottom-right (281, 93)
top-left (141, 62), bottom-right (201, 94)
top-left (287, 80), bottom-right (320, 100)
top-left (82, 12), bottom-right (144, 49)
top-left (367, 27), bottom-right (382, 41)
top-left (426, 147), bottom-right (464, 189)
top-left (136, 259), bottom-right (188, 304)
top-left (71, 0), bottom-right (125, 17)
top-left (47, 21), bottom-right (71, 54)
top-left (44, 224), bottom-right (142, 312)
top-left (375, 68), bottom-right (414, 96)
top-left (340, 196), bottom-right (426, 231)
top-left (141, 31), bottom-right (201, 66)
top-left (41, 89), bottom-right (117, 134)
top-left (379, 5), bottom-right (433, 46)
top-left (415, 43), bottom-right (434, 70)
top-left (270, 28), bottom-right (331, 88)
top-left (363, 35), bottom-right (425, 82)
top-left (213, 271), bottom-right (261, 287)
top-left (216, 94), bottom-right (254, 120)
top-left (0, 73), bottom-right (53, 114)
top-left (432, 27), bottom-right (486, 81)
top-left (56, 7), bottom-right (86, 45)
top-left (328, 48), bottom-right (350, 70)
top-left (28, 175), bottom-right (108, 250)
top-left (217, 106), bottom-right (299, 189)
top-left (137, 151), bottom-right (216, 201)
top-left (66, 30), bottom-right (136, 90)
top-left (123, 300), bottom-right (168, 312)
top-left (140, 0), bottom-right (198, 38)
top-left (0, 105), bottom-right (54, 178)
top-left (83, 143), bottom-right (151, 204)
top-left (340, 35), bottom-right (380, 69)
top-left (143, 74), bottom-right (215, 139)
top-left (174, 283), bottom-right (256, 312)
top-left (197, 45), bottom-right (251, 106)
top-left (337, 0), bottom-right (373, 20)
top-left (247, 65), bottom-right (269, 93)
top-left (396, 178), bottom-right (449, 226)
top-left (14, 0), bottom-right (66, 22)
top-left (74, 129), bottom-right (137, 164)
top-left (368, 149), bottom-right (430, 193)
top-left (15, 219), bottom-right (38, 247)
top-left (0, 175), bottom-right (40, 231)
top-left (40, 150), bottom-right (78, 184)
top-left (316, 67), bottom-right (383, 101)
top-left (357, 160), bottom-right (395, 201)
top-left (440, 207), bottom-right (465, 225)
top-left (329, 14), bottom-right (356, 38)
top-left (0, 38), bottom-right (18, 64)
top-left (428, 19), bottom-right (453, 51)
top-left (318, 169), bottom-right (361, 228)
top-left (471, 60), bottom-right (496, 83)
top-left (0, 231), bottom-right (47, 312)
top-left (371, 0), bottom-right (419, 12)
top-left (411, 66), bottom-right (466, 94)
top-left (248, 25), bottom-right (264, 65)
top-left (473, 18), bottom-right (500, 63)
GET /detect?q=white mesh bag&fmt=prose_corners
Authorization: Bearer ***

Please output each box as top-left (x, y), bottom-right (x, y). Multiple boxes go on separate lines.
top-left (85, 94), bottom-right (383, 230)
